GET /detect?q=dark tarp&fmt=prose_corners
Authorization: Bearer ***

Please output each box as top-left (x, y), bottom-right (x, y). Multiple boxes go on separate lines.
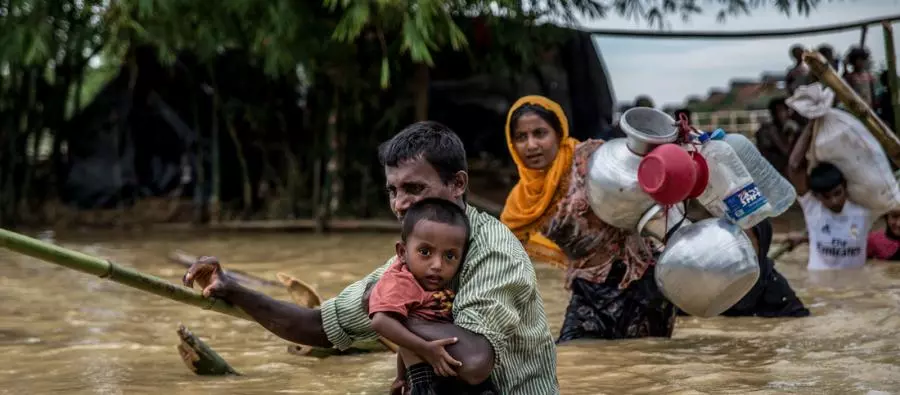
top-left (428, 30), bottom-right (617, 163)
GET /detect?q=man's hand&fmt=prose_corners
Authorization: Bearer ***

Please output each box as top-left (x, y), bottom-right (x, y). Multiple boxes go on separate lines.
top-left (182, 256), bottom-right (235, 299)
top-left (421, 337), bottom-right (462, 377)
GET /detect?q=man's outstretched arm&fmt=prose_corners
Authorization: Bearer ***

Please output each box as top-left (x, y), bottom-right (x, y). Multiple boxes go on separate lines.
top-left (224, 283), bottom-right (331, 348)
top-left (184, 256), bottom-right (390, 349)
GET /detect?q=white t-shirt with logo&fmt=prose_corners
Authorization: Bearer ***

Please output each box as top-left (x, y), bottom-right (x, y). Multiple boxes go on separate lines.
top-left (798, 193), bottom-right (872, 270)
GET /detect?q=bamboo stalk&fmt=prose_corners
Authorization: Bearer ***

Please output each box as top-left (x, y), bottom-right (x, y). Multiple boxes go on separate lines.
top-left (802, 50), bottom-right (900, 166)
top-left (0, 228), bottom-right (251, 321)
top-left (0, 229), bottom-right (394, 364)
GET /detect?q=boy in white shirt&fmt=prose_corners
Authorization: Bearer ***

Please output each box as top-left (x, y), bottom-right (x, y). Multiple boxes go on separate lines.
top-left (786, 125), bottom-right (873, 270)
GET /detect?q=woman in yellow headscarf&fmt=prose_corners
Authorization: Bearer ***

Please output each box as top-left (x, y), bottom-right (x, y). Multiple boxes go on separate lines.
top-left (501, 95), bottom-right (676, 343)
top-left (500, 96), bottom-right (577, 269)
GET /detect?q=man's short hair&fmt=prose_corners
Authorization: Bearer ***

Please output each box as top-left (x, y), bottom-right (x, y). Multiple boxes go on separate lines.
top-left (377, 121), bottom-right (468, 184)
top-left (809, 162), bottom-right (846, 194)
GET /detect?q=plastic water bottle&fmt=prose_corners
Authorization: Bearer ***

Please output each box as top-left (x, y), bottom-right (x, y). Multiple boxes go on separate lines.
top-left (696, 132), bottom-right (773, 229)
top-left (721, 130), bottom-right (797, 218)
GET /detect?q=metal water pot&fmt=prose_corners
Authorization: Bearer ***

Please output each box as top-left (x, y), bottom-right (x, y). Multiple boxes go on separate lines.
top-left (586, 108), bottom-right (679, 229)
top-left (654, 217), bottom-right (760, 317)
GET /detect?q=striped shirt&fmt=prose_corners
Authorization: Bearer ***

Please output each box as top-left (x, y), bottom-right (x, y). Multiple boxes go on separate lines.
top-left (320, 205), bottom-right (559, 394)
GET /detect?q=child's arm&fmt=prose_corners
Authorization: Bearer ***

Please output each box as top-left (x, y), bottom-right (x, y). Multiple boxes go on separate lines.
top-left (371, 312), bottom-right (462, 377)
top-left (390, 354), bottom-right (406, 395)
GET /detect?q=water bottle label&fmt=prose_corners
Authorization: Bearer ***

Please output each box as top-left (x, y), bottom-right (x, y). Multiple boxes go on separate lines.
top-left (722, 183), bottom-right (768, 221)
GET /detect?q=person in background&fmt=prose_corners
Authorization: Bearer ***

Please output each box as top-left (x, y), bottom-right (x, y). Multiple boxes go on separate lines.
top-left (368, 198), bottom-right (497, 395)
top-left (598, 96), bottom-right (657, 140)
top-left (817, 44), bottom-right (840, 71)
top-left (501, 96), bottom-right (579, 269)
top-left (867, 210), bottom-right (900, 261)
top-left (673, 108), bottom-right (692, 124)
top-left (875, 71), bottom-right (896, 132)
top-left (634, 95), bottom-right (655, 109)
top-left (786, 44), bottom-right (811, 96)
top-left (843, 47), bottom-right (875, 107)
top-left (787, 124), bottom-right (873, 270)
top-left (756, 97), bottom-right (800, 176)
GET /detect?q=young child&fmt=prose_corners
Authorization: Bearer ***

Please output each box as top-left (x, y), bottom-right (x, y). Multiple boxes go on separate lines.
top-left (368, 198), bottom-right (497, 395)
top-left (788, 126), bottom-right (874, 270)
top-left (867, 210), bottom-right (900, 261)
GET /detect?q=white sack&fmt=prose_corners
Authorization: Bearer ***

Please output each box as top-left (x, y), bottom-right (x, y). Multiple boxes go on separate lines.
top-left (786, 83), bottom-right (900, 215)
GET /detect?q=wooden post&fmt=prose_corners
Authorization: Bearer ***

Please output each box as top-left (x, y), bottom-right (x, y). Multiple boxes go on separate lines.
top-left (860, 25), bottom-right (869, 47)
top-left (313, 159), bottom-right (324, 234)
top-left (884, 21), bottom-right (900, 134)
top-left (319, 90), bottom-right (340, 232)
top-left (209, 81), bottom-right (221, 223)
top-left (413, 64), bottom-right (430, 121)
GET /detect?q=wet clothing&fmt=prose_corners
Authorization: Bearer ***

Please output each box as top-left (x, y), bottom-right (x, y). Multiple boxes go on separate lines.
top-left (406, 363), bottom-right (498, 395)
top-left (867, 228), bottom-right (900, 261)
top-left (320, 205), bottom-right (559, 394)
top-left (557, 260), bottom-right (677, 342)
top-left (719, 219), bottom-right (810, 318)
top-left (542, 140), bottom-right (669, 341)
top-left (798, 192), bottom-right (871, 270)
top-left (368, 261), bottom-right (455, 322)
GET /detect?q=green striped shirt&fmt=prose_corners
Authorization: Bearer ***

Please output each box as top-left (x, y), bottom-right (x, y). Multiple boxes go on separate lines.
top-left (320, 205), bottom-right (559, 394)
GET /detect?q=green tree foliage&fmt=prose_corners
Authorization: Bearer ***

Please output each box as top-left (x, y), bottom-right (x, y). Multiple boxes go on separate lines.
top-left (0, 0), bottom-right (820, 225)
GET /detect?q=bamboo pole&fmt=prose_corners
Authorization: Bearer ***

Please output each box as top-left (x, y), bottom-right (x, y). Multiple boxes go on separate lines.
top-left (884, 21), bottom-right (900, 134)
top-left (0, 229), bottom-right (393, 362)
top-left (0, 228), bottom-right (251, 321)
top-left (803, 51), bottom-right (900, 166)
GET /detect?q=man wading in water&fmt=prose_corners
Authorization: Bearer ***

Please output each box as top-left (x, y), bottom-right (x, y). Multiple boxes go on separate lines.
top-left (183, 121), bottom-right (559, 394)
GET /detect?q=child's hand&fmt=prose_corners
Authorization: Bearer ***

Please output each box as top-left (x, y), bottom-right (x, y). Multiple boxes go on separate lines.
top-left (390, 377), bottom-right (406, 395)
top-left (422, 337), bottom-right (462, 377)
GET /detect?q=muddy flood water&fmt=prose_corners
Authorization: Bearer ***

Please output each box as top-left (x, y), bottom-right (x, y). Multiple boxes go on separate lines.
top-left (2, 229), bottom-right (900, 394)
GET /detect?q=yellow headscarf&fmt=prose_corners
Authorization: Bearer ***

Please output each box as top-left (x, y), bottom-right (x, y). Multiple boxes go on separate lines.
top-left (500, 95), bottom-right (579, 269)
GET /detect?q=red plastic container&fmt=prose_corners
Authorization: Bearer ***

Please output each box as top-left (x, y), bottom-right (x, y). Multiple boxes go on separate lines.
top-left (638, 144), bottom-right (698, 205)
top-left (686, 151), bottom-right (710, 199)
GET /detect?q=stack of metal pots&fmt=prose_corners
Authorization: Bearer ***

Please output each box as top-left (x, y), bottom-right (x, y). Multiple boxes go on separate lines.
top-left (586, 107), bottom-right (760, 318)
